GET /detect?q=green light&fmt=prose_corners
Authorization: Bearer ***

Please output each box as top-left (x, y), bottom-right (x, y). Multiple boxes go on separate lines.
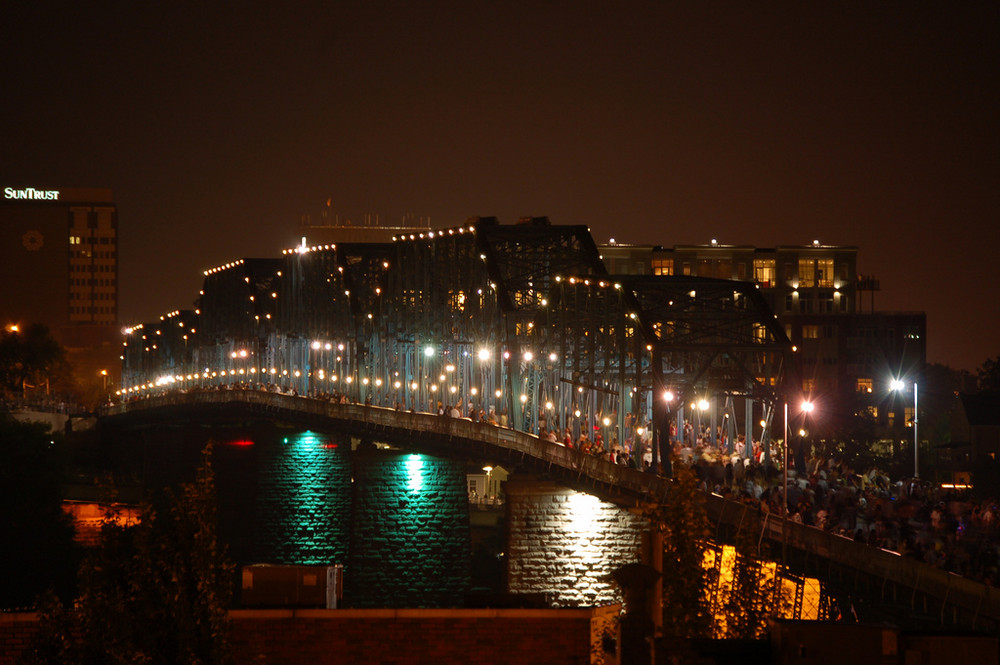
top-left (405, 454), bottom-right (423, 492)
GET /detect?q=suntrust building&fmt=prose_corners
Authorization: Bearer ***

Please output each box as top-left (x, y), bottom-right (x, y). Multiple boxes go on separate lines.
top-left (1, 186), bottom-right (119, 349)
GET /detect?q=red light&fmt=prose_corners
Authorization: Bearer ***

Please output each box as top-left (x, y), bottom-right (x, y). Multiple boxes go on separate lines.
top-left (227, 439), bottom-right (254, 447)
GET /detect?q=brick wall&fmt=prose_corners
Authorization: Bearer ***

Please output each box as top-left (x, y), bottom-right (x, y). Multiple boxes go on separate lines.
top-left (346, 451), bottom-right (471, 607)
top-left (1, 609), bottom-right (594, 665)
top-left (251, 431), bottom-right (352, 565)
top-left (0, 615), bottom-right (36, 665)
top-left (506, 478), bottom-right (647, 607)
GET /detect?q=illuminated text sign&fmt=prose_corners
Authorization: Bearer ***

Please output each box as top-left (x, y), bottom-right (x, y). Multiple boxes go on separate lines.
top-left (4, 187), bottom-right (60, 201)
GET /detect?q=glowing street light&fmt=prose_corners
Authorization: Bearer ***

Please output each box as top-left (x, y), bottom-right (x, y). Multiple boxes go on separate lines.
top-left (783, 399), bottom-right (817, 566)
top-left (890, 378), bottom-right (919, 478)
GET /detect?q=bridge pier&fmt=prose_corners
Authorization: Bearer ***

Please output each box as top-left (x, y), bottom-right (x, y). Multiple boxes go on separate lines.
top-left (505, 476), bottom-right (647, 608)
top-left (346, 449), bottom-right (471, 608)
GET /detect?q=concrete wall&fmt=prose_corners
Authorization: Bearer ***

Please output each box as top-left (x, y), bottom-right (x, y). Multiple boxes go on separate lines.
top-left (506, 478), bottom-right (647, 607)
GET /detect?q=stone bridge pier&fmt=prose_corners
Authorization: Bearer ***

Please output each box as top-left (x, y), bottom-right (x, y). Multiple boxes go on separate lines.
top-left (505, 477), bottom-right (648, 608)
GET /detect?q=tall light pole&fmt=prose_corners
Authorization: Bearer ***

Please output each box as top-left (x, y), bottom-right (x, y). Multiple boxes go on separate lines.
top-left (890, 378), bottom-right (919, 478)
top-left (913, 382), bottom-right (919, 479)
top-left (782, 401), bottom-right (788, 567)
top-left (783, 400), bottom-right (813, 568)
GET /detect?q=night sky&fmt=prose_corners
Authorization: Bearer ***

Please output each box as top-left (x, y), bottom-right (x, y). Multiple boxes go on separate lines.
top-left (3, 2), bottom-right (997, 371)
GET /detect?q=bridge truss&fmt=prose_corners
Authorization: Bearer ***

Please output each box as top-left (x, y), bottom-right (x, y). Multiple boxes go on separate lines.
top-left (122, 217), bottom-right (794, 471)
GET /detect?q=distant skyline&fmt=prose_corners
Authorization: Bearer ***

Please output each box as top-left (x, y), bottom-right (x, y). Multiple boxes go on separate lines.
top-left (2, 2), bottom-right (997, 371)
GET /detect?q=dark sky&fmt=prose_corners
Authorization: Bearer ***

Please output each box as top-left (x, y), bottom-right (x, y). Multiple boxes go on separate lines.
top-left (3, 2), bottom-right (998, 371)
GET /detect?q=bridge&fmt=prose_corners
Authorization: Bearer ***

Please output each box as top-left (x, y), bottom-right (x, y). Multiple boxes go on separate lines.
top-left (102, 389), bottom-right (1000, 631)
top-left (110, 218), bottom-right (1000, 629)
top-left (120, 218), bottom-right (794, 473)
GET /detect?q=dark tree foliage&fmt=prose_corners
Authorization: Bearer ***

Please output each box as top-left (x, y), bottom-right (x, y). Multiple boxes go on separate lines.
top-left (979, 355), bottom-right (1000, 392)
top-left (0, 418), bottom-right (79, 609)
top-left (639, 462), bottom-right (714, 640)
top-left (0, 324), bottom-right (70, 395)
top-left (20, 447), bottom-right (234, 665)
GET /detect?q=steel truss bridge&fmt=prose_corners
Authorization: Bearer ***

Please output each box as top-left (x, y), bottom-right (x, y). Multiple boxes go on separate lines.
top-left (122, 217), bottom-right (795, 472)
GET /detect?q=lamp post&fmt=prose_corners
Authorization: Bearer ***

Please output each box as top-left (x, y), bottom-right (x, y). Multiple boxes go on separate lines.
top-left (890, 378), bottom-right (919, 478)
top-left (783, 400), bottom-right (813, 567)
top-left (914, 383), bottom-right (919, 479)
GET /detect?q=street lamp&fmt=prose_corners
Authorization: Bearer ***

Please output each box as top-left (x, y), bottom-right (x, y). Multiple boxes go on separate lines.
top-left (890, 378), bottom-right (919, 478)
top-left (783, 399), bottom-right (814, 567)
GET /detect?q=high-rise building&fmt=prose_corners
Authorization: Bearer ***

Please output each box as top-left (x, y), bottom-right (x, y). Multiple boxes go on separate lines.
top-left (1, 185), bottom-right (119, 348)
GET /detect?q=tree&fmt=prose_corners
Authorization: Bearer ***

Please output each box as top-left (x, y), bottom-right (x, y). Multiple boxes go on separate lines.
top-left (639, 462), bottom-right (714, 640)
top-left (978, 355), bottom-right (1000, 392)
top-left (20, 446), bottom-right (234, 665)
top-left (640, 460), bottom-right (801, 647)
top-left (0, 324), bottom-right (70, 396)
top-left (0, 418), bottom-right (79, 609)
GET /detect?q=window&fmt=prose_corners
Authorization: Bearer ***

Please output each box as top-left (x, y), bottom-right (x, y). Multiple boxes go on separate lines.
top-left (803, 378), bottom-right (816, 392)
top-left (798, 259), bottom-right (815, 287)
top-left (652, 259), bottom-right (673, 276)
top-left (682, 262), bottom-right (692, 276)
top-left (816, 259), bottom-right (834, 287)
top-left (800, 296), bottom-right (813, 314)
top-left (818, 291), bottom-right (834, 312)
top-left (737, 263), bottom-right (746, 280)
top-left (857, 378), bottom-right (873, 393)
top-left (754, 259), bottom-right (775, 287)
top-left (802, 325), bottom-right (820, 339)
top-left (785, 294), bottom-right (794, 312)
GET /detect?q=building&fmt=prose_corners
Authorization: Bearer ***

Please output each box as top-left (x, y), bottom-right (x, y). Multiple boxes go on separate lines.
top-left (599, 240), bottom-right (926, 438)
top-left (2, 186), bottom-right (121, 398)
top-left (2, 185), bottom-right (119, 347)
top-left (943, 391), bottom-right (1000, 486)
top-left (297, 201), bottom-right (431, 245)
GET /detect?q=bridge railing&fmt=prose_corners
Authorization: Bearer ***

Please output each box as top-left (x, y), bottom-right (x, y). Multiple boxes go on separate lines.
top-left (105, 389), bottom-right (671, 500)
top-left (706, 493), bottom-right (1000, 630)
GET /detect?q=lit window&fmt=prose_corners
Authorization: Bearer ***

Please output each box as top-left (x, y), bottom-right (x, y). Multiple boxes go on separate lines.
top-left (798, 259), bottom-right (815, 288)
top-left (754, 259), bottom-right (775, 287)
top-left (651, 259), bottom-right (673, 276)
top-left (816, 259), bottom-right (834, 287)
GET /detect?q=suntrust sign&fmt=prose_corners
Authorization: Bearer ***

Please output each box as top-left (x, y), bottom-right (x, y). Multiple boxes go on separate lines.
top-left (4, 186), bottom-right (60, 201)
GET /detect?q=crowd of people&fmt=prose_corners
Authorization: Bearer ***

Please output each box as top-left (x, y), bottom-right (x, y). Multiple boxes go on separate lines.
top-left (665, 425), bottom-right (1000, 588)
